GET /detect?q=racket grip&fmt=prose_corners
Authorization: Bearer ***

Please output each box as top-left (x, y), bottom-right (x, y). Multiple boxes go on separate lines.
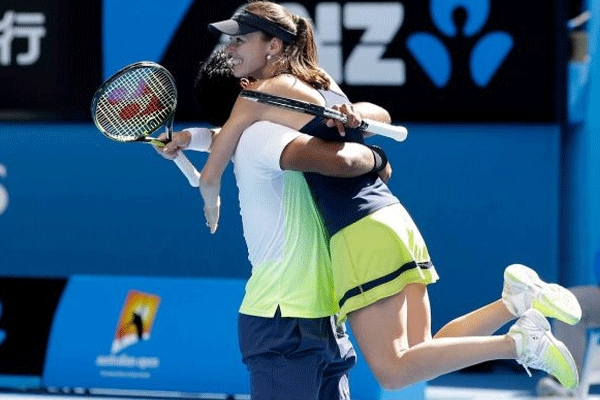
top-left (173, 153), bottom-right (200, 187)
top-left (360, 119), bottom-right (408, 142)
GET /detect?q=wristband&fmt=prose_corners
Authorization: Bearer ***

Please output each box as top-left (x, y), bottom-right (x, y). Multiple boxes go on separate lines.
top-left (368, 145), bottom-right (388, 173)
top-left (186, 127), bottom-right (212, 152)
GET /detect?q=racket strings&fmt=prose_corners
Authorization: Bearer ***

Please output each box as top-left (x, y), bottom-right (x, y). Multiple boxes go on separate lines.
top-left (94, 67), bottom-right (177, 142)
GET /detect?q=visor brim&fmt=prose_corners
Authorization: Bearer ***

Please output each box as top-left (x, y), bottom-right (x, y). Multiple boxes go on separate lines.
top-left (208, 19), bottom-right (257, 36)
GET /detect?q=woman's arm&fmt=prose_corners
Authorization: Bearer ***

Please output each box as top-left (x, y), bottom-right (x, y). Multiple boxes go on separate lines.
top-left (153, 127), bottom-right (216, 159)
top-left (197, 79), bottom-right (313, 233)
top-left (280, 135), bottom-right (387, 178)
top-left (197, 96), bottom-right (259, 233)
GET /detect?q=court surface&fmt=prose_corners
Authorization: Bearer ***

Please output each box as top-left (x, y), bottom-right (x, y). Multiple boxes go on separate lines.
top-left (0, 367), bottom-right (596, 400)
top-left (0, 387), bottom-right (596, 400)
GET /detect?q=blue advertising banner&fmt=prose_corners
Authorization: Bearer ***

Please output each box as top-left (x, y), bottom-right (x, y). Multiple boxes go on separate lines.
top-left (103, 0), bottom-right (567, 123)
top-left (42, 276), bottom-right (249, 395)
top-left (0, 1), bottom-right (101, 121)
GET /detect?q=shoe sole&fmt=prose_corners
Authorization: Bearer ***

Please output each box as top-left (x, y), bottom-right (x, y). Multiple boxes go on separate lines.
top-left (505, 264), bottom-right (582, 325)
top-left (513, 310), bottom-right (579, 390)
top-left (543, 331), bottom-right (579, 389)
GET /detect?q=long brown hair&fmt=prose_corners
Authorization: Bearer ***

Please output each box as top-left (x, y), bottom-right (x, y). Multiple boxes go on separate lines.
top-left (244, 1), bottom-right (330, 90)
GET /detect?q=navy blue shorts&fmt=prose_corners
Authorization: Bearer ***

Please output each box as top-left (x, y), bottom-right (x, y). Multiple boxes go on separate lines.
top-left (238, 309), bottom-right (356, 400)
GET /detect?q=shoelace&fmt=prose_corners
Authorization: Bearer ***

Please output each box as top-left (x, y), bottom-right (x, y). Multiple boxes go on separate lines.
top-left (517, 350), bottom-right (553, 378)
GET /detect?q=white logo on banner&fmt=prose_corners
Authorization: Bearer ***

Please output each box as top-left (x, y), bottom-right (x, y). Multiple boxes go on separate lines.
top-left (0, 10), bottom-right (46, 66)
top-left (0, 164), bottom-right (7, 216)
top-left (215, 2), bottom-right (405, 86)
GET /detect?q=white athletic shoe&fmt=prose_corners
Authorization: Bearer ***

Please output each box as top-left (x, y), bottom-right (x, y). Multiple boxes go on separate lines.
top-left (536, 376), bottom-right (575, 397)
top-left (508, 309), bottom-right (579, 390)
top-left (502, 263), bottom-right (582, 325)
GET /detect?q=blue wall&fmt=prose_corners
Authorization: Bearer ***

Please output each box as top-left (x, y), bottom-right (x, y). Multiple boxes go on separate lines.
top-left (560, 0), bottom-right (600, 287)
top-left (0, 122), bottom-right (560, 329)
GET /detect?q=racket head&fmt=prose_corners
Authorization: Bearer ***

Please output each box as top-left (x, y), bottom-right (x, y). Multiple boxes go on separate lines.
top-left (91, 61), bottom-right (177, 143)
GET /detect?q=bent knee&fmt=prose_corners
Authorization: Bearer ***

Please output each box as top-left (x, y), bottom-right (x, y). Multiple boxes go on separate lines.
top-left (373, 369), bottom-right (409, 391)
top-left (368, 354), bottom-right (412, 390)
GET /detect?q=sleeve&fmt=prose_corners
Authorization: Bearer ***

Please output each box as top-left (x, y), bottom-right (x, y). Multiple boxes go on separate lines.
top-left (240, 121), bottom-right (304, 171)
top-left (185, 127), bottom-right (212, 152)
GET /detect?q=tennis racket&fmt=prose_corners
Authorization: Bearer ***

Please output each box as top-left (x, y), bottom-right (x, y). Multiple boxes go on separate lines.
top-left (239, 90), bottom-right (408, 142)
top-left (91, 61), bottom-right (200, 187)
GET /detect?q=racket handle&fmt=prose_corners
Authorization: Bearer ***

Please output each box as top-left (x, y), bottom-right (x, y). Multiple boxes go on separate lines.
top-left (173, 153), bottom-right (200, 187)
top-left (359, 119), bottom-right (408, 142)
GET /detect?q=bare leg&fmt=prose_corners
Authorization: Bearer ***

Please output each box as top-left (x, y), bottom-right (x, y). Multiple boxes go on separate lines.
top-left (406, 284), bottom-right (432, 346)
top-left (435, 299), bottom-right (515, 338)
top-left (348, 287), bottom-right (517, 389)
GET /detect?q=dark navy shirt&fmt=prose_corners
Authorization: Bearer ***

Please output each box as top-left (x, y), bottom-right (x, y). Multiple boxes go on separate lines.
top-left (300, 90), bottom-right (399, 236)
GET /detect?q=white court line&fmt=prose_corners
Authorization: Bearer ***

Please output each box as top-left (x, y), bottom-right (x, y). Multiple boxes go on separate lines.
top-left (427, 386), bottom-right (531, 400)
top-left (427, 386), bottom-right (600, 400)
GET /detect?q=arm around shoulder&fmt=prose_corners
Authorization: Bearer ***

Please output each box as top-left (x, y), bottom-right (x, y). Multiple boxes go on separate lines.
top-left (280, 134), bottom-right (377, 177)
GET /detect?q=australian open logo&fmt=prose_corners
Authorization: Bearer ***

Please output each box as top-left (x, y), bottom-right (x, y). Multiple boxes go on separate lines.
top-left (95, 290), bottom-right (161, 379)
top-left (407, 0), bottom-right (513, 88)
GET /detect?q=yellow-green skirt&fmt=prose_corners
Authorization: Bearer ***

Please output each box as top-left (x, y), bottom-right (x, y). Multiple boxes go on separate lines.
top-left (330, 203), bottom-right (439, 322)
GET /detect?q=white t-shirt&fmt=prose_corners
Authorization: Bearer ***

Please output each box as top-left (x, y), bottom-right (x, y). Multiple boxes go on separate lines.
top-left (231, 121), bottom-right (337, 318)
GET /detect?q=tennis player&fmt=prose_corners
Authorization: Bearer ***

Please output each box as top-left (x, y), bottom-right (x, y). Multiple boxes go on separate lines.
top-left (156, 48), bottom-right (392, 399)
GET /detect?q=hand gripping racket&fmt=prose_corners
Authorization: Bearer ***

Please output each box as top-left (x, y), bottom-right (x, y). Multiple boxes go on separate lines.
top-left (239, 90), bottom-right (408, 142)
top-left (91, 61), bottom-right (200, 187)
